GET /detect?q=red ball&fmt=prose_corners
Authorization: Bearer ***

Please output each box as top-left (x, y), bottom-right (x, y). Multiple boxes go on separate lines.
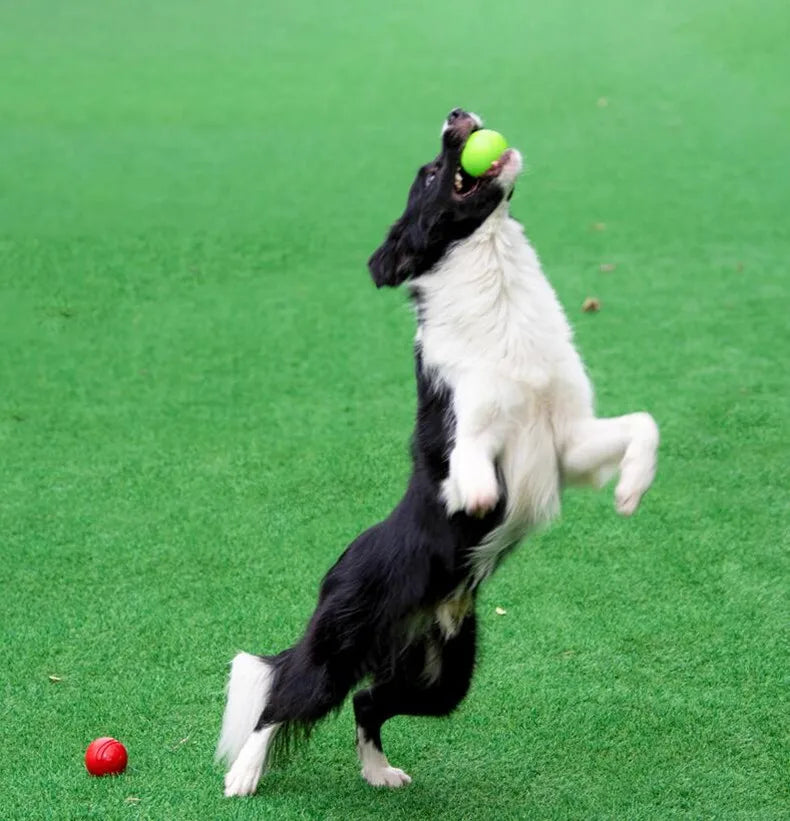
top-left (84, 737), bottom-right (128, 776)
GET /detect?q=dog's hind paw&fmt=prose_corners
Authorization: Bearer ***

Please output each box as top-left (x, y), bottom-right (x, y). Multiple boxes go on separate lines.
top-left (362, 764), bottom-right (412, 788)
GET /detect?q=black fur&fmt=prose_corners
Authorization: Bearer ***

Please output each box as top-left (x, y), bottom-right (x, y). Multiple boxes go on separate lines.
top-left (368, 109), bottom-right (507, 288)
top-left (253, 110), bottom-right (511, 764)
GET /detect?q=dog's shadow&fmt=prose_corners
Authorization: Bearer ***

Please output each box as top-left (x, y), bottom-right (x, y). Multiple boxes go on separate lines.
top-left (253, 716), bottom-right (542, 820)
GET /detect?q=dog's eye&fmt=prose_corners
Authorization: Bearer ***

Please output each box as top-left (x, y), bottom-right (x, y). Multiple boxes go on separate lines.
top-left (424, 171), bottom-right (436, 188)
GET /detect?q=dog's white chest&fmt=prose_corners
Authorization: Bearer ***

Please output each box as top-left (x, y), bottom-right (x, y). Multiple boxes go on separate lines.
top-left (415, 215), bottom-right (572, 386)
top-left (415, 213), bottom-right (576, 579)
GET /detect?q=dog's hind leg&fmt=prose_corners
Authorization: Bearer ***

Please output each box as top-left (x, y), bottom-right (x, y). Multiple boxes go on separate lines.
top-left (560, 412), bottom-right (659, 515)
top-left (353, 612), bottom-right (476, 788)
top-left (218, 520), bottom-right (434, 796)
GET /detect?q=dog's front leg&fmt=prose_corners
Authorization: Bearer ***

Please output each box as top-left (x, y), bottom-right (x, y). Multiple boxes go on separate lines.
top-left (442, 380), bottom-right (507, 518)
top-left (560, 412), bottom-right (659, 515)
top-left (444, 435), bottom-right (500, 517)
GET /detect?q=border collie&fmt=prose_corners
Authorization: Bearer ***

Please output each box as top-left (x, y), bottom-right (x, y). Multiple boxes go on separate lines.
top-left (217, 108), bottom-right (659, 797)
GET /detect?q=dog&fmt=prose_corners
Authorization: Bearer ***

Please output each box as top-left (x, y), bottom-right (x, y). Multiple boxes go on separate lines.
top-left (217, 108), bottom-right (659, 797)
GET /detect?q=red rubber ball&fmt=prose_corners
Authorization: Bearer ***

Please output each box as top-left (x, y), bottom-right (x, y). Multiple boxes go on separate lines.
top-left (85, 737), bottom-right (128, 776)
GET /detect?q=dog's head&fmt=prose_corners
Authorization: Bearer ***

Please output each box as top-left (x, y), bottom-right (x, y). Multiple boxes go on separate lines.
top-left (369, 109), bottom-right (523, 288)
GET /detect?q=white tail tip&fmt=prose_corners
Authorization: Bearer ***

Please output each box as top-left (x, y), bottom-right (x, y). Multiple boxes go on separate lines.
top-left (216, 652), bottom-right (274, 768)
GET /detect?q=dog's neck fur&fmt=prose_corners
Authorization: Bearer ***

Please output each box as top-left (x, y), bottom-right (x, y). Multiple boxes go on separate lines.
top-left (412, 203), bottom-right (575, 390)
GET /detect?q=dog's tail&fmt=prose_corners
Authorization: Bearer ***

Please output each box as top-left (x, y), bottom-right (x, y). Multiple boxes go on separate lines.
top-left (215, 651), bottom-right (277, 767)
top-left (216, 642), bottom-right (350, 770)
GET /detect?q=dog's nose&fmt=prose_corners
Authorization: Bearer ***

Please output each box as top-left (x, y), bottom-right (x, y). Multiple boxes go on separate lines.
top-left (441, 109), bottom-right (482, 144)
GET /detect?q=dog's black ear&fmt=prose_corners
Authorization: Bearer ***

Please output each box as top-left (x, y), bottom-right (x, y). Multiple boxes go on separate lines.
top-left (368, 235), bottom-right (407, 289)
top-left (368, 219), bottom-right (419, 289)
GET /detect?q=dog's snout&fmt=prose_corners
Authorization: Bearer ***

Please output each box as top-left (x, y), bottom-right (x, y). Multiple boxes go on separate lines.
top-left (441, 109), bottom-right (483, 144)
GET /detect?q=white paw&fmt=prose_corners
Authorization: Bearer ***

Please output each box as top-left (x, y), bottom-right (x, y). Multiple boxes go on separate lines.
top-left (615, 452), bottom-right (657, 516)
top-left (362, 765), bottom-right (412, 788)
top-left (463, 480), bottom-right (499, 517)
top-left (444, 450), bottom-right (499, 517)
top-left (224, 762), bottom-right (263, 797)
top-left (615, 480), bottom-right (648, 516)
top-left (443, 473), bottom-right (499, 517)
top-left (615, 414), bottom-right (659, 516)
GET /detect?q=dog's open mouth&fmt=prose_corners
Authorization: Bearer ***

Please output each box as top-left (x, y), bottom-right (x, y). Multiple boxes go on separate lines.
top-left (452, 154), bottom-right (509, 199)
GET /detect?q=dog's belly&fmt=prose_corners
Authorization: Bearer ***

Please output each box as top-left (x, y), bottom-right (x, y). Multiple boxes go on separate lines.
top-left (501, 414), bottom-right (562, 526)
top-left (469, 412), bottom-right (562, 585)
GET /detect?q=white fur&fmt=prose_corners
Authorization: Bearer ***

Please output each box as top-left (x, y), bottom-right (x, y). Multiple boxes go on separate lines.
top-left (441, 110), bottom-right (482, 136)
top-left (412, 151), bottom-right (658, 583)
top-left (216, 652), bottom-right (277, 771)
top-left (356, 726), bottom-right (412, 788)
top-left (223, 725), bottom-right (279, 797)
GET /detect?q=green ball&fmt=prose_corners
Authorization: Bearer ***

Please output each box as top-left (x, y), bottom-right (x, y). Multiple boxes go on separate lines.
top-left (460, 129), bottom-right (508, 177)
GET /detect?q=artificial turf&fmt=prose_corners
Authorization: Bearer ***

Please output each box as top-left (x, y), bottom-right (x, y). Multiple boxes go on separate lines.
top-left (1, 0), bottom-right (788, 818)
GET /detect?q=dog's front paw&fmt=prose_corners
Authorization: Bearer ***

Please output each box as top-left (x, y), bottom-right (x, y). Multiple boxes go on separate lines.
top-left (444, 449), bottom-right (499, 518)
top-left (615, 413), bottom-right (659, 516)
top-left (615, 479), bottom-right (650, 516)
top-left (461, 475), bottom-right (499, 518)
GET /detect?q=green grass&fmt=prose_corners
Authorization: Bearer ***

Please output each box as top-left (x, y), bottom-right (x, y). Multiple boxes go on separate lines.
top-left (1, 0), bottom-right (788, 818)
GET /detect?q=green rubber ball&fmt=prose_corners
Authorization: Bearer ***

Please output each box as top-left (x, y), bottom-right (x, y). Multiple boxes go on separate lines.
top-left (460, 129), bottom-right (508, 177)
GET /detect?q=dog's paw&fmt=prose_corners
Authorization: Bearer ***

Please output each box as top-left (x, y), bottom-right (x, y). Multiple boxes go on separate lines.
top-left (615, 414), bottom-right (659, 516)
top-left (615, 480), bottom-right (648, 516)
top-left (362, 764), bottom-right (412, 788)
top-left (462, 479), bottom-right (499, 518)
top-left (443, 472), bottom-right (499, 518)
top-left (444, 447), bottom-right (499, 517)
top-left (615, 452), bottom-right (657, 516)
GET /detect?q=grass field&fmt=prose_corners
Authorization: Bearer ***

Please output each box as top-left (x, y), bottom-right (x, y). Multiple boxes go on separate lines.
top-left (1, 1), bottom-right (788, 818)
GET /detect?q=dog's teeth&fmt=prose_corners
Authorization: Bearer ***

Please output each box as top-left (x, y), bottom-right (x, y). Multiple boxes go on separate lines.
top-left (454, 171), bottom-right (463, 190)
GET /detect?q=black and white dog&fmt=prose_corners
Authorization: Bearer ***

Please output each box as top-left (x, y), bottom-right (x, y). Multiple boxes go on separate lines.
top-left (217, 109), bottom-right (659, 797)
